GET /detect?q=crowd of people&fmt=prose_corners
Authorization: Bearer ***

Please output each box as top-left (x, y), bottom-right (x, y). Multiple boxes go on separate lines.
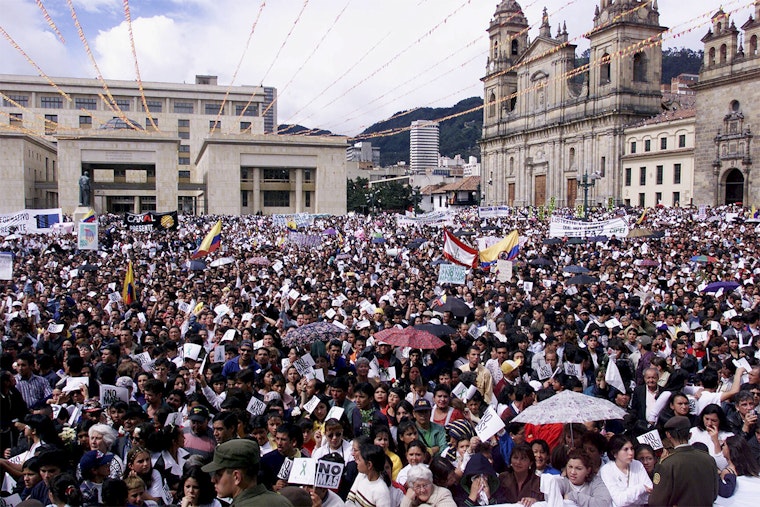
top-left (0, 203), bottom-right (760, 507)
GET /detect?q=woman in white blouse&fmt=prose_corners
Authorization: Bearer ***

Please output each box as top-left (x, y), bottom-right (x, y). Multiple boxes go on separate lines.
top-left (599, 435), bottom-right (652, 507)
top-left (689, 404), bottom-right (734, 470)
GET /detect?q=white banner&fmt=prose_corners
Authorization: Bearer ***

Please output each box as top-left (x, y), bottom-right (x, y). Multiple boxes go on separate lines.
top-left (396, 211), bottom-right (454, 227)
top-left (548, 217), bottom-right (629, 238)
top-left (438, 264), bottom-right (467, 285)
top-left (478, 206), bottom-right (512, 218)
top-left (0, 253), bottom-right (12, 280)
top-left (77, 222), bottom-right (99, 250)
top-left (0, 208), bottom-right (63, 235)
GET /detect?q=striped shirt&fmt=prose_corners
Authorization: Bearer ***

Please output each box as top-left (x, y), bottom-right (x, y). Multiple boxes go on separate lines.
top-left (15, 373), bottom-right (52, 408)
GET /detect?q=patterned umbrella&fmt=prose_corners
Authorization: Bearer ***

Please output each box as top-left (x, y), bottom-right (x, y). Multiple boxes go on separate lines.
top-left (512, 390), bottom-right (627, 425)
top-left (281, 322), bottom-right (346, 348)
top-left (691, 255), bottom-right (718, 263)
top-left (373, 327), bottom-right (445, 349)
top-left (246, 256), bottom-right (271, 266)
top-left (638, 259), bottom-right (660, 267)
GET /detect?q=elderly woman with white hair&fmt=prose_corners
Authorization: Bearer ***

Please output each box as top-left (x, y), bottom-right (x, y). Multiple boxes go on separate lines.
top-left (88, 423), bottom-right (124, 478)
top-left (401, 464), bottom-right (457, 507)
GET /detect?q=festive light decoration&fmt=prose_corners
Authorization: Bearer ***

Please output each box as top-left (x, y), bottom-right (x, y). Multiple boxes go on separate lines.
top-left (123, 0), bottom-right (158, 131)
top-left (36, 0), bottom-right (65, 44)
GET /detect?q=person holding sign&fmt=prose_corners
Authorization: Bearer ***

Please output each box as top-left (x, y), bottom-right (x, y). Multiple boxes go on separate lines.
top-left (201, 439), bottom-right (292, 507)
top-left (599, 435), bottom-right (652, 507)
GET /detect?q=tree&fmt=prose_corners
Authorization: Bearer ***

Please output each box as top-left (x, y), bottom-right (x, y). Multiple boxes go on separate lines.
top-left (347, 177), bottom-right (369, 212)
top-left (346, 177), bottom-right (422, 214)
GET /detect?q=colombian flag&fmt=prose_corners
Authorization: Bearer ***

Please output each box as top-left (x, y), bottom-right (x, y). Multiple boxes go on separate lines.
top-left (479, 230), bottom-right (520, 268)
top-left (82, 209), bottom-right (96, 223)
top-left (191, 220), bottom-right (222, 259)
top-left (636, 208), bottom-right (648, 225)
top-left (122, 261), bottom-right (135, 305)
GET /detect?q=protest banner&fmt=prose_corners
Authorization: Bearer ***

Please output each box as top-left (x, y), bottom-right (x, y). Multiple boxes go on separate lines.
top-left (548, 216), bottom-right (629, 238)
top-left (278, 458), bottom-right (294, 480)
top-left (288, 458), bottom-right (317, 486)
top-left (98, 383), bottom-right (129, 407)
top-left (475, 406), bottom-right (505, 441)
top-left (124, 211), bottom-right (178, 231)
top-left (0, 208), bottom-right (62, 235)
top-left (438, 264), bottom-right (467, 285)
top-left (637, 429), bottom-right (663, 450)
top-left (496, 260), bottom-right (512, 283)
top-left (0, 253), bottom-right (12, 280)
top-left (315, 460), bottom-right (344, 489)
top-left (247, 396), bottom-right (267, 416)
top-left (77, 222), bottom-right (98, 250)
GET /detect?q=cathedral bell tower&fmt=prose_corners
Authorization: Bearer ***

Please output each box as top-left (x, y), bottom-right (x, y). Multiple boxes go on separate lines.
top-left (482, 1), bottom-right (529, 128)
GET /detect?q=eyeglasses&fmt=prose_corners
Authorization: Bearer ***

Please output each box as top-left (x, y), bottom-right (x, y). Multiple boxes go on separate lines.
top-left (413, 482), bottom-right (432, 492)
top-left (239, 349), bottom-right (252, 354)
top-left (327, 432), bottom-right (343, 439)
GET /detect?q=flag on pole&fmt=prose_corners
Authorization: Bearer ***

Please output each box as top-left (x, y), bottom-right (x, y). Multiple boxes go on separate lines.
top-left (479, 230), bottom-right (520, 267)
top-left (604, 356), bottom-right (626, 394)
top-left (122, 261), bottom-right (135, 306)
top-left (442, 229), bottom-right (478, 268)
top-left (82, 209), bottom-right (96, 223)
top-left (191, 220), bottom-right (222, 259)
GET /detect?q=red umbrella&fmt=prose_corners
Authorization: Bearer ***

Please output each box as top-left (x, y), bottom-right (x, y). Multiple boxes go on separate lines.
top-left (373, 327), bottom-right (446, 349)
top-left (638, 259), bottom-right (659, 267)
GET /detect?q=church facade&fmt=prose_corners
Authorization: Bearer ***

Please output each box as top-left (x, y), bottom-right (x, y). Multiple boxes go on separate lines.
top-left (693, 5), bottom-right (760, 206)
top-left (480, 0), bottom-right (665, 208)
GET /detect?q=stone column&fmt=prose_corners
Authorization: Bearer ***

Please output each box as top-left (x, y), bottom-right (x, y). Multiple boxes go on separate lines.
top-left (252, 167), bottom-right (261, 212)
top-left (295, 168), bottom-right (303, 212)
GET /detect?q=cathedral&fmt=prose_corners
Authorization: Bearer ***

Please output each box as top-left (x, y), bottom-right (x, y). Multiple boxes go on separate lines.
top-left (480, 0), bottom-right (665, 207)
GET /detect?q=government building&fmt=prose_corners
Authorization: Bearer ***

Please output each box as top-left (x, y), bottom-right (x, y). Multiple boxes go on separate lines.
top-left (0, 74), bottom-right (347, 215)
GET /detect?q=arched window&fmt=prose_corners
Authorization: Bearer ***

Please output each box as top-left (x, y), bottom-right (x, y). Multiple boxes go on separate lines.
top-left (717, 22), bottom-right (723, 33)
top-left (720, 44), bottom-right (727, 64)
top-left (600, 53), bottom-right (611, 84)
top-left (511, 39), bottom-right (519, 55)
top-left (709, 47), bottom-right (716, 66)
top-left (569, 147), bottom-right (576, 168)
top-left (489, 92), bottom-right (497, 117)
top-left (633, 52), bottom-right (647, 82)
top-left (509, 157), bottom-right (514, 175)
top-left (751, 35), bottom-right (758, 56)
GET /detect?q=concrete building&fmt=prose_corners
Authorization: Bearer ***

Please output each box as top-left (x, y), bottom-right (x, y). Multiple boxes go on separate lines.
top-left (0, 74), bottom-right (347, 215)
top-left (480, 1), bottom-right (665, 207)
top-left (693, 4), bottom-right (760, 206)
top-left (346, 141), bottom-right (380, 168)
top-left (621, 104), bottom-right (695, 207)
top-left (409, 120), bottom-right (439, 173)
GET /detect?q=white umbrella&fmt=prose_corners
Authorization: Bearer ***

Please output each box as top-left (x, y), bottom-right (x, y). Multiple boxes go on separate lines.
top-left (512, 390), bottom-right (627, 425)
top-left (209, 257), bottom-right (235, 267)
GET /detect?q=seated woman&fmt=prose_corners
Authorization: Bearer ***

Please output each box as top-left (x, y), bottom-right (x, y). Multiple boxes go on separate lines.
top-left (689, 404), bottom-right (734, 470)
top-left (715, 435), bottom-right (760, 507)
top-left (401, 464), bottom-right (457, 507)
top-left (498, 443), bottom-right (545, 505)
top-left (531, 439), bottom-right (560, 476)
top-left (599, 435), bottom-right (652, 507)
top-left (555, 448), bottom-right (612, 507)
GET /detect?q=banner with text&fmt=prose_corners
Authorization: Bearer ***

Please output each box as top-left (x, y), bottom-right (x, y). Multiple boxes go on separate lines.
top-left (0, 208), bottom-right (62, 235)
top-left (478, 206), bottom-right (512, 218)
top-left (548, 217), bottom-right (629, 238)
top-left (124, 211), bottom-right (178, 232)
top-left (438, 263), bottom-right (467, 285)
top-left (396, 211), bottom-right (454, 228)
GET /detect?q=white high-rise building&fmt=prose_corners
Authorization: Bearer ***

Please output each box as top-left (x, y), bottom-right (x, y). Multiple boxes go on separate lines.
top-left (409, 120), bottom-right (439, 173)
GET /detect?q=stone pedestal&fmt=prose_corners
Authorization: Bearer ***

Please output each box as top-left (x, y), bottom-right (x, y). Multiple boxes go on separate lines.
top-left (73, 207), bottom-right (94, 226)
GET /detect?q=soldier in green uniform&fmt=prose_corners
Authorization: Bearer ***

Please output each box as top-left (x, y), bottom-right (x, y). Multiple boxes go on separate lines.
top-left (649, 416), bottom-right (719, 507)
top-left (202, 439), bottom-right (293, 507)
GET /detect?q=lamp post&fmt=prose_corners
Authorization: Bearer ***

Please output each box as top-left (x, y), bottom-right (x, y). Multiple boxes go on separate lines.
top-left (579, 170), bottom-right (602, 221)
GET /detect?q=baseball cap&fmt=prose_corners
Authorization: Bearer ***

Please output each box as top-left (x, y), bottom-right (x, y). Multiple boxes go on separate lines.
top-left (636, 335), bottom-right (653, 347)
top-left (239, 340), bottom-right (254, 350)
top-left (501, 359), bottom-right (522, 376)
top-left (413, 399), bottom-right (432, 412)
top-left (80, 450), bottom-right (114, 472)
top-left (201, 439), bottom-right (261, 472)
top-left (664, 416), bottom-right (691, 430)
top-left (188, 405), bottom-right (210, 422)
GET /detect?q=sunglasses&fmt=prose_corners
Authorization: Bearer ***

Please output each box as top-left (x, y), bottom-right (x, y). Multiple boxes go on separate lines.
top-left (327, 432), bottom-right (343, 439)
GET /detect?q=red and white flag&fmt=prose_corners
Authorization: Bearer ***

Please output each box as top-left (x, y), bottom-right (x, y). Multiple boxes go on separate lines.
top-left (442, 229), bottom-right (478, 268)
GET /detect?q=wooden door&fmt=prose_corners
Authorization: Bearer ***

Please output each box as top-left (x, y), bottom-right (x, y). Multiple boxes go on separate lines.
top-left (508, 183), bottom-right (515, 206)
top-left (534, 175), bottom-right (546, 206)
top-left (567, 178), bottom-right (578, 207)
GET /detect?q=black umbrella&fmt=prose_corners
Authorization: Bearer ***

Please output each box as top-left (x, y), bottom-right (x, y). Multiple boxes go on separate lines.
top-left (79, 264), bottom-right (98, 272)
top-left (542, 238), bottom-right (562, 245)
top-left (587, 235), bottom-right (608, 243)
top-left (413, 323), bottom-right (457, 338)
top-left (567, 237), bottom-right (585, 245)
top-left (529, 257), bottom-right (554, 266)
top-left (453, 230), bottom-right (476, 237)
top-left (481, 225), bottom-right (499, 231)
top-left (430, 297), bottom-right (472, 318)
top-left (406, 238), bottom-right (426, 249)
top-left (566, 274), bottom-right (600, 285)
top-left (563, 265), bottom-right (589, 274)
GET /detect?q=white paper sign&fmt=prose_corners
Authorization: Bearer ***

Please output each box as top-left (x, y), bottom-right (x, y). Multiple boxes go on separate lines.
top-left (325, 406), bottom-right (344, 422)
top-left (247, 396), bottom-right (267, 416)
top-left (303, 396), bottom-right (320, 414)
top-left (166, 412), bottom-right (183, 426)
top-left (564, 362), bottom-right (583, 380)
top-left (98, 383), bottom-right (129, 407)
top-left (496, 260), bottom-right (512, 283)
top-left (77, 222), bottom-right (99, 250)
top-left (288, 458), bottom-right (317, 485)
top-left (294, 354), bottom-right (316, 376)
top-left (221, 329), bottom-right (237, 342)
top-left (475, 406), bottom-right (505, 441)
top-left (278, 458), bottom-right (294, 480)
top-left (710, 321), bottom-right (722, 332)
top-left (63, 376), bottom-right (89, 393)
top-left (182, 343), bottom-right (203, 361)
top-left (438, 264), bottom-right (467, 285)
top-left (522, 281), bottom-right (534, 292)
top-left (132, 352), bottom-right (154, 372)
top-left (213, 345), bottom-right (225, 363)
top-left (537, 364), bottom-right (554, 380)
top-left (0, 253), bottom-right (13, 280)
top-left (379, 366), bottom-right (396, 382)
top-left (315, 460), bottom-right (344, 489)
top-left (637, 429), bottom-right (663, 450)
top-left (694, 331), bottom-right (708, 343)
top-left (733, 358), bottom-right (752, 372)
top-left (724, 309), bottom-right (738, 320)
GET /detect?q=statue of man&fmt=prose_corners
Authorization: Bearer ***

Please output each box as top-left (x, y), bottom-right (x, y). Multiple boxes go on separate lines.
top-left (79, 171), bottom-right (91, 206)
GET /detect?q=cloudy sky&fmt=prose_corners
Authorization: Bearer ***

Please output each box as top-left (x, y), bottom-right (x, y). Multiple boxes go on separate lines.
top-left (1, 0), bottom-right (752, 136)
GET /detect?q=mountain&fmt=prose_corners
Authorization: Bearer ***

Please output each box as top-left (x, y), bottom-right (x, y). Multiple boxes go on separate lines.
top-left (358, 97), bottom-right (484, 167)
top-left (277, 124), bottom-right (334, 136)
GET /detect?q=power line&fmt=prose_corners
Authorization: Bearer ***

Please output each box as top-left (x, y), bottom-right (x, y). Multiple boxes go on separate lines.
top-left (123, 0), bottom-right (158, 131)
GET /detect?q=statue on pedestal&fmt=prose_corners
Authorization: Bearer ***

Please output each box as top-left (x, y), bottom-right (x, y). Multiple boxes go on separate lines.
top-left (79, 171), bottom-right (91, 206)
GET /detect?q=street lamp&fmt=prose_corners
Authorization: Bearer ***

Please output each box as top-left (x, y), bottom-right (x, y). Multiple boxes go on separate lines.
top-left (579, 170), bottom-right (602, 220)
